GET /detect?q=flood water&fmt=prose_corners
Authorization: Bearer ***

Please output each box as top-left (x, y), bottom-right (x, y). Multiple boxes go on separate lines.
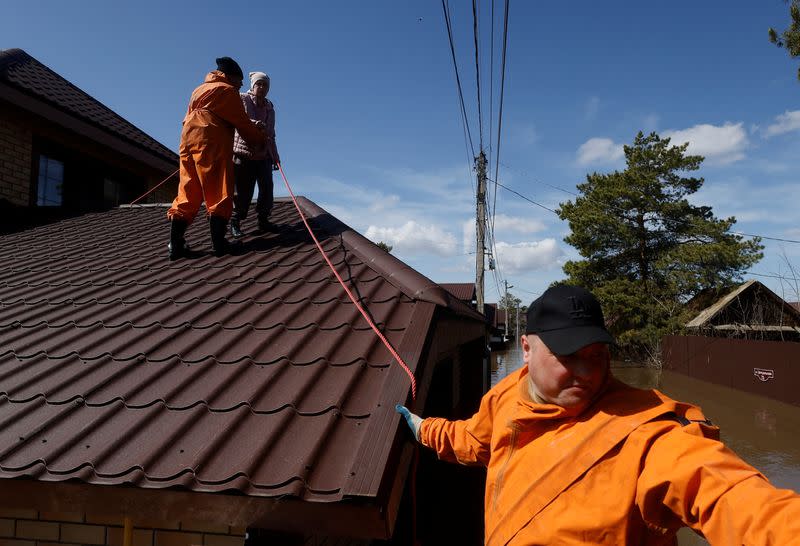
top-left (491, 344), bottom-right (800, 545)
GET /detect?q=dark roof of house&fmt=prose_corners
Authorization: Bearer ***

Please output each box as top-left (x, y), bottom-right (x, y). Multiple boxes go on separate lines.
top-left (686, 279), bottom-right (800, 332)
top-left (440, 282), bottom-right (476, 303)
top-left (0, 48), bottom-right (177, 168)
top-left (483, 303), bottom-right (507, 330)
top-left (0, 197), bottom-right (484, 531)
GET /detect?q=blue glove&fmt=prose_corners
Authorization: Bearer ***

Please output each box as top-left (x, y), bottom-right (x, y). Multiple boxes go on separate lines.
top-left (396, 404), bottom-right (422, 441)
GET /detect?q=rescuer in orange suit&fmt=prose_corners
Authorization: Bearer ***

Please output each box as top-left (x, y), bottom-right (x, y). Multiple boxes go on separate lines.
top-left (397, 285), bottom-right (800, 545)
top-left (167, 56), bottom-right (266, 259)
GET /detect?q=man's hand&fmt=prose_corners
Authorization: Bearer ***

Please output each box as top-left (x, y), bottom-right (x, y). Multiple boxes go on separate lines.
top-left (395, 405), bottom-right (422, 441)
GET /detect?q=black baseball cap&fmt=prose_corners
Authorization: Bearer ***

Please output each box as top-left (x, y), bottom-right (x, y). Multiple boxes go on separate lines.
top-left (525, 285), bottom-right (614, 355)
top-left (215, 56), bottom-right (244, 80)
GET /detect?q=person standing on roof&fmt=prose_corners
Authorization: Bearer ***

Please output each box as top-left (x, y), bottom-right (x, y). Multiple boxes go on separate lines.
top-left (229, 71), bottom-right (281, 238)
top-left (166, 56), bottom-right (266, 259)
top-left (397, 285), bottom-right (800, 545)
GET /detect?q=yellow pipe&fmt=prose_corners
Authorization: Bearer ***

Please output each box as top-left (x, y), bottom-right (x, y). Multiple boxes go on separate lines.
top-left (123, 517), bottom-right (133, 546)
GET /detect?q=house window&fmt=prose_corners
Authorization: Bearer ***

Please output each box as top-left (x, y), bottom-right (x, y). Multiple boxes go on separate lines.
top-left (104, 178), bottom-right (122, 207)
top-left (37, 156), bottom-right (64, 206)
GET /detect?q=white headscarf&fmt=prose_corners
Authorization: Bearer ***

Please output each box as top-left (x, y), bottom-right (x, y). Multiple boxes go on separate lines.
top-left (249, 71), bottom-right (270, 91)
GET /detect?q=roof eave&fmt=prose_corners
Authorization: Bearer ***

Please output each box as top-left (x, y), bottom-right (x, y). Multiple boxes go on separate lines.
top-left (0, 81), bottom-right (176, 173)
top-left (0, 478), bottom-right (394, 540)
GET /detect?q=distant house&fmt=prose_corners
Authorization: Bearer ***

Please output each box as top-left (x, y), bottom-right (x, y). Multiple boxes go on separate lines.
top-left (439, 283), bottom-right (512, 347)
top-left (0, 197), bottom-right (488, 546)
top-left (440, 282), bottom-right (477, 307)
top-left (0, 48), bottom-right (178, 233)
top-left (685, 280), bottom-right (800, 342)
top-left (663, 280), bottom-right (800, 406)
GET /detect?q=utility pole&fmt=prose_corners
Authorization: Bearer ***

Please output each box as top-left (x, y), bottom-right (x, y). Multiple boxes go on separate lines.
top-left (475, 151), bottom-right (487, 314)
top-left (515, 302), bottom-right (520, 341)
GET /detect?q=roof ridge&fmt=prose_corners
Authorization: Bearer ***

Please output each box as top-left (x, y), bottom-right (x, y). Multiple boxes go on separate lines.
top-left (0, 48), bottom-right (176, 163)
top-left (293, 197), bottom-right (481, 319)
top-left (0, 48), bottom-right (30, 72)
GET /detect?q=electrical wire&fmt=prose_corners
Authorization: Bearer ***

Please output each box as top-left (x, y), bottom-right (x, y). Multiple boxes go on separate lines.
top-left (495, 163), bottom-right (800, 245)
top-left (472, 0), bottom-right (484, 152)
top-left (441, 0), bottom-right (476, 158)
top-left (490, 0), bottom-right (510, 241)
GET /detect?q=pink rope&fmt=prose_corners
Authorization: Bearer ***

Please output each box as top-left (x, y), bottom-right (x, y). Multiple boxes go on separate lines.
top-left (276, 163), bottom-right (417, 400)
top-left (129, 169), bottom-right (179, 205)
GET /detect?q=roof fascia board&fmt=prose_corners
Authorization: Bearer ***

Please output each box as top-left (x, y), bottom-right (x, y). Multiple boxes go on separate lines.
top-left (0, 478), bottom-right (388, 540)
top-left (343, 301), bottom-right (437, 500)
top-left (0, 82), bottom-right (175, 173)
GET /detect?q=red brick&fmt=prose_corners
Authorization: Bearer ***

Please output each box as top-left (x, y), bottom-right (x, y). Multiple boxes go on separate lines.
top-left (60, 523), bottom-right (105, 545)
top-left (179, 522), bottom-right (228, 534)
top-left (84, 514), bottom-right (122, 527)
top-left (202, 535), bottom-right (243, 546)
top-left (0, 520), bottom-right (14, 538)
top-left (107, 528), bottom-right (153, 546)
top-left (136, 519), bottom-right (179, 531)
top-left (14, 521), bottom-right (58, 541)
top-left (0, 539), bottom-right (34, 546)
top-left (0, 510), bottom-right (36, 520)
top-left (155, 531), bottom-right (202, 546)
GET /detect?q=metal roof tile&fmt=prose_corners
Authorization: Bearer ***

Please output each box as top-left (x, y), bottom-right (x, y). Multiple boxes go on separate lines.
top-left (0, 198), bottom-right (484, 513)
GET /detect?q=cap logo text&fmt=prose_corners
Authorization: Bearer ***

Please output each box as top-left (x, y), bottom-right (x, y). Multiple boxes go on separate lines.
top-left (568, 297), bottom-right (591, 319)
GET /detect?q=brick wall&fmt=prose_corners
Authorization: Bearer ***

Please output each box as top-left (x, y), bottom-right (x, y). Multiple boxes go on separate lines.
top-left (0, 509), bottom-right (245, 546)
top-left (0, 116), bottom-right (32, 206)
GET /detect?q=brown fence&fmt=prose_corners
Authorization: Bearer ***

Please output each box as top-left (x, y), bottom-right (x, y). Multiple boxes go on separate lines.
top-left (662, 335), bottom-right (800, 407)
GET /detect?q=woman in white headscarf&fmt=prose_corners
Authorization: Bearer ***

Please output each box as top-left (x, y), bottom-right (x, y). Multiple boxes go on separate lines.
top-left (230, 70), bottom-right (281, 237)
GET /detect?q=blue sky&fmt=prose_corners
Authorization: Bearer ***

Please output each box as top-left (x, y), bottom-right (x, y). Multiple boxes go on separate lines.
top-left (4, 1), bottom-right (800, 306)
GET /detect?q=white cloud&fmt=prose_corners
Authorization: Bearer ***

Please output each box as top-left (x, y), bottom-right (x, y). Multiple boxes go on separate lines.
top-left (495, 239), bottom-right (564, 274)
top-left (576, 138), bottom-right (624, 165)
top-left (365, 221), bottom-right (458, 256)
top-left (664, 122), bottom-right (748, 165)
top-left (368, 194), bottom-right (400, 212)
top-left (763, 110), bottom-right (800, 138)
top-left (493, 214), bottom-right (546, 234)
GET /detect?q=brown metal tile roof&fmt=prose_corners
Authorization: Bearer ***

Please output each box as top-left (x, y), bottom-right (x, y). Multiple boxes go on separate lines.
top-left (440, 282), bottom-right (476, 303)
top-left (0, 48), bottom-right (177, 166)
top-left (0, 197), bottom-right (483, 512)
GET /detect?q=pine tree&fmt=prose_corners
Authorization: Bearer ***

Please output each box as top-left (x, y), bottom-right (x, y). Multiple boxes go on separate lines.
top-left (557, 132), bottom-right (764, 360)
top-left (769, 0), bottom-right (800, 80)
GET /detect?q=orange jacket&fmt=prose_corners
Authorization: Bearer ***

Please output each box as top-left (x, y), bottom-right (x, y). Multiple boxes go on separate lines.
top-left (168, 71), bottom-right (265, 221)
top-left (420, 366), bottom-right (800, 545)
top-left (180, 70), bottom-right (264, 154)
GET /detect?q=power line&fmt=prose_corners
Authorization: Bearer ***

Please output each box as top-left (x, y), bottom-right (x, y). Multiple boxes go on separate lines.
top-left (472, 0), bottom-right (484, 151)
top-left (441, 0), bottom-right (475, 158)
top-left (491, 0), bottom-right (510, 225)
top-left (746, 270), bottom-right (800, 281)
top-left (490, 177), bottom-right (558, 214)
top-left (488, 0), bottom-right (510, 272)
top-left (495, 164), bottom-right (800, 246)
top-left (734, 232), bottom-right (800, 244)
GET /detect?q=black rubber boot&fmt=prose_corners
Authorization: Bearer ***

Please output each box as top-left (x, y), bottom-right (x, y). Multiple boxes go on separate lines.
top-left (209, 216), bottom-right (239, 257)
top-left (168, 219), bottom-right (190, 260)
top-left (230, 218), bottom-right (244, 238)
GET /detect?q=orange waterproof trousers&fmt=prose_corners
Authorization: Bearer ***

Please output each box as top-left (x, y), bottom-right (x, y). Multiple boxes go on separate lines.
top-left (169, 118), bottom-right (235, 221)
top-left (167, 71), bottom-right (264, 223)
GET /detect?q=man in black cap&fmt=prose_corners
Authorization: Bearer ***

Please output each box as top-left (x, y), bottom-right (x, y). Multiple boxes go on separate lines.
top-left (396, 284), bottom-right (800, 544)
top-left (166, 56), bottom-right (266, 259)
